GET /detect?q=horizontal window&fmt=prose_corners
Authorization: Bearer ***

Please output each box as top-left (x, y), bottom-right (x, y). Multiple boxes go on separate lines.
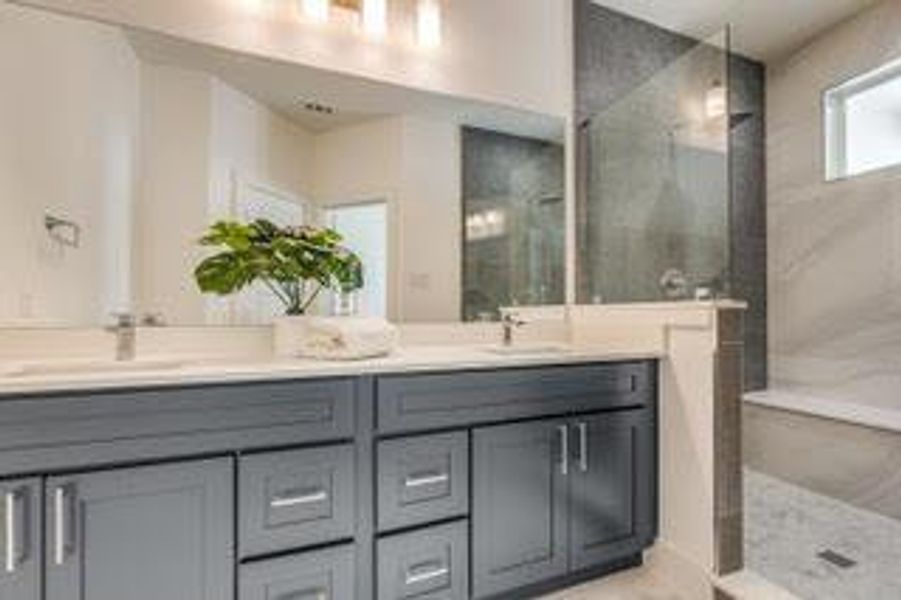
top-left (825, 57), bottom-right (901, 181)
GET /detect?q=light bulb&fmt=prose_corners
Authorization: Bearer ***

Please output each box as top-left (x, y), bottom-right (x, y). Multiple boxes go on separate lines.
top-left (302, 0), bottom-right (329, 23)
top-left (705, 82), bottom-right (727, 119)
top-left (362, 0), bottom-right (387, 37)
top-left (417, 0), bottom-right (442, 49)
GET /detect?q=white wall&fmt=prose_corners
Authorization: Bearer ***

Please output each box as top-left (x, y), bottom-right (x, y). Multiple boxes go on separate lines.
top-left (135, 66), bottom-right (317, 324)
top-left (135, 65), bottom-right (214, 324)
top-left (313, 116), bottom-right (460, 322)
top-left (0, 3), bottom-right (139, 325)
top-left (19, 0), bottom-right (570, 118)
top-left (209, 78), bottom-right (316, 219)
top-left (396, 116), bottom-right (460, 321)
top-left (767, 0), bottom-right (901, 396)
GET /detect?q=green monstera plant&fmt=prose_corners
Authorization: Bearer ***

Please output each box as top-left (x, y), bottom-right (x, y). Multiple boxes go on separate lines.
top-left (194, 219), bottom-right (364, 316)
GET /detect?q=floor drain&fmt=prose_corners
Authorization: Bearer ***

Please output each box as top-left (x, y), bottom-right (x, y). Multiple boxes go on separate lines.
top-left (817, 549), bottom-right (857, 569)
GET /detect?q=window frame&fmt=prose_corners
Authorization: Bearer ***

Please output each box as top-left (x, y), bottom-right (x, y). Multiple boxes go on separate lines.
top-left (824, 56), bottom-right (901, 182)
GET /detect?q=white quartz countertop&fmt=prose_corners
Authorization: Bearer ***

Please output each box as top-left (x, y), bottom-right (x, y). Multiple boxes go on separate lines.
top-left (0, 345), bottom-right (662, 396)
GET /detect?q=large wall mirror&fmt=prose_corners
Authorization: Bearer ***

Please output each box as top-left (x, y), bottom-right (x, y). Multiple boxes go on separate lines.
top-left (0, 1), bottom-right (565, 328)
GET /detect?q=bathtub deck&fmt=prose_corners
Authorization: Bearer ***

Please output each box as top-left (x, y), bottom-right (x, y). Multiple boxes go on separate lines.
top-left (746, 469), bottom-right (901, 600)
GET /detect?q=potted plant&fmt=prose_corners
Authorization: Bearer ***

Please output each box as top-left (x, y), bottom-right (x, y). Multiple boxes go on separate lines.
top-left (194, 219), bottom-right (363, 356)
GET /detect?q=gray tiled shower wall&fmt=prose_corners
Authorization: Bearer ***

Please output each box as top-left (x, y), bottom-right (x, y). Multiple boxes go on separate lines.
top-left (574, 1), bottom-right (767, 390)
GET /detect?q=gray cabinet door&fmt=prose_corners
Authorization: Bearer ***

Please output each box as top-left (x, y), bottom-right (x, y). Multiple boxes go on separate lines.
top-left (239, 544), bottom-right (355, 600)
top-left (472, 419), bottom-right (569, 598)
top-left (0, 478), bottom-right (41, 600)
top-left (44, 458), bottom-right (234, 600)
top-left (569, 409), bottom-right (656, 572)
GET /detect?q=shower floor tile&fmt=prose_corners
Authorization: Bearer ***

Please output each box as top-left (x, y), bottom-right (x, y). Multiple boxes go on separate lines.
top-left (745, 469), bottom-right (901, 600)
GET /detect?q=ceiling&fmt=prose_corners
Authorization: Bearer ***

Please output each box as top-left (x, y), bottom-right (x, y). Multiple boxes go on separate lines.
top-left (591, 0), bottom-right (880, 61)
top-left (127, 29), bottom-right (563, 141)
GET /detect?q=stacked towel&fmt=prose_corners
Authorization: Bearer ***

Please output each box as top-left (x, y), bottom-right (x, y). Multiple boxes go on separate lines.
top-left (299, 317), bottom-right (399, 360)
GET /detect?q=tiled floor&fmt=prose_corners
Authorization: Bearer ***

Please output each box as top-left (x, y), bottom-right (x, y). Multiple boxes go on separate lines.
top-left (541, 569), bottom-right (689, 600)
top-left (745, 469), bottom-right (901, 600)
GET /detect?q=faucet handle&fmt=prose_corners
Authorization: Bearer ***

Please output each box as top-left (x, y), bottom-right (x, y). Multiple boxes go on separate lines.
top-left (501, 311), bottom-right (526, 327)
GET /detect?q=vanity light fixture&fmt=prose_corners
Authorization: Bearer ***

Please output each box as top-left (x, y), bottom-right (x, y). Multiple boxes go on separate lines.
top-left (361, 0), bottom-right (387, 37)
top-left (705, 80), bottom-right (727, 120)
top-left (300, 0), bottom-right (442, 48)
top-left (416, 0), bottom-right (442, 49)
top-left (302, 0), bottom-right (330, 23)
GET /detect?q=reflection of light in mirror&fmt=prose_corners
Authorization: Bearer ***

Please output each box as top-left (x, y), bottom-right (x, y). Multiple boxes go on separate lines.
top-left (417, 0), bottom-right (442, 49)
top-left (362, 0), bottom-right (387, 37)
top-left (302, 0), bottom-right (330, 23)
top-left (466, 209), bottom-right (506, 240)
top-left (236, 0), bottom-right (264, 13)
top-left (705, 81), bottom-right (727, 120)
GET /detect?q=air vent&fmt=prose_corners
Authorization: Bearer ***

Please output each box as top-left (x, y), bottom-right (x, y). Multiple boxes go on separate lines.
top-left (300, 101), bottom-right (337, 115)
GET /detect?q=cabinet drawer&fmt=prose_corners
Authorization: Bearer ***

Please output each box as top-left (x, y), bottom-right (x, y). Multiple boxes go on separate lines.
top-left (377, 431), bottom-right (469, 532)
top-left (239, 544), bottom-right (355, 600)
top-left (239, 445), bottom-right (355, 558)
top-left (0, 378), bottom-right (355, 476)
top-left (377, 521), bottom-right (468, 600)
top-left (376, 362), bottom-right (655, 434)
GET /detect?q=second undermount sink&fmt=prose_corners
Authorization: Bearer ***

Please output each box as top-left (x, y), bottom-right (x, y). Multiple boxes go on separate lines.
top-left (482, 344), bottom-right (572, 356)
top-left (1, 357), bottom-right (186, 378)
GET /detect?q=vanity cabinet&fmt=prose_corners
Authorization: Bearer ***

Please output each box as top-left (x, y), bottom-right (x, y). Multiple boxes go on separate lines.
top-left (472, 420), bottom-right (569, 597)
top-left (0, 359), bottom-right (658, 600)
top-left (0, 478), bottom-right (41, 600)
top-left (569, 410), bottom-right (656, 572)
top-left (44, 459), bottom-right (234, 600)
top-left (472, 409), bottom-right (656, 598)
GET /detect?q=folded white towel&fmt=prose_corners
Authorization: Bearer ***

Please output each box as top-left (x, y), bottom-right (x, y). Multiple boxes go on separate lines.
top-left (300, 317), bottom-right (399, 360)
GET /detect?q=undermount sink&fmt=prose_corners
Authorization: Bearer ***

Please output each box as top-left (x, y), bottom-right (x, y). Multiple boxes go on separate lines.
top-left (482, 344), bottom-right (572, 356)
top-left (0, 358), bottom-right (186, 378)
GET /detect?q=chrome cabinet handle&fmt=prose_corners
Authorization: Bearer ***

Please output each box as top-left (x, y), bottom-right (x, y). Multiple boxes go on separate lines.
top-left (558, 424), bottom-right (569, 476)
top-left (404, 472), bottom-right (449, 488)
top-left (4, 491), bottom-right (16, 574)
top-left (270, 490), bottom-right (328, 509)
top-left (53, 486), bottom-right (71, 566)
top-left (576, 422), bottom-right (589, 473)
top-left (405, 563), bottom-right (449, 586)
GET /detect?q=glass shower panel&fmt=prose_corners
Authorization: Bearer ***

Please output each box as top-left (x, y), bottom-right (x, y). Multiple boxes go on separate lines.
top-left (578, 29), bottom-right (731, 304)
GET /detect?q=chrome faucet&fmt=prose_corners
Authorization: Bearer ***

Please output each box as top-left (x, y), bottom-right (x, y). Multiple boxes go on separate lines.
top-left (500, 312), bottom-right (526, 347)
top-left (106, 312), bottom-right (137, 362)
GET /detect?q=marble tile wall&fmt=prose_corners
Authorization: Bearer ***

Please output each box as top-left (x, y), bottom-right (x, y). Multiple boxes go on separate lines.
top-left (574, 1), bottom-right (768, 390)
top-left (767, 0), bottom-right (901, 397)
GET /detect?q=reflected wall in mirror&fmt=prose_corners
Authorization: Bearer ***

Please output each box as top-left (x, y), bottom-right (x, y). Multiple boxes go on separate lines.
top-left (0, 2), bottom-right (565, 327)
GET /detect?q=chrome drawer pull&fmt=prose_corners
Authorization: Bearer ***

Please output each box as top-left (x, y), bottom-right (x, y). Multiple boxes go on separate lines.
top-left (4, 492), bottom-right (16, 574)
top-left (276, 588), bottom-right (327, 600)
top-left (405, 565), bottom-right (449, 586)
top-left (404, 473), bottom-right (449, 488)
top-left (270, 490), bottom-right (328, 509)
